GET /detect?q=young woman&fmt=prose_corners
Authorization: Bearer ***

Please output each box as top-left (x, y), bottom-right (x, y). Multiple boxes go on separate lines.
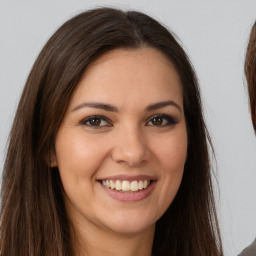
top-left (238, 21), bottom-right (256, 256)
top-left (0, 7), bottom-right (223, 256)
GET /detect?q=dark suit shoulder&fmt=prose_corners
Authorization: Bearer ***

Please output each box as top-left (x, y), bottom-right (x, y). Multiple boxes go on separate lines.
top-left (239, 238), bottom-right (256, 256)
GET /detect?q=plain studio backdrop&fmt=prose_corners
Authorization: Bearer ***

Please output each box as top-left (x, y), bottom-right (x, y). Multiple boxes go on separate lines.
top-left (0, 1), bottom-right (256, 255)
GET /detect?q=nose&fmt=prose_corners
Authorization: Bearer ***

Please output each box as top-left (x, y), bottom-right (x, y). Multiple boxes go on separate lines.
top-left (111, 126), bottom-right (150, 167)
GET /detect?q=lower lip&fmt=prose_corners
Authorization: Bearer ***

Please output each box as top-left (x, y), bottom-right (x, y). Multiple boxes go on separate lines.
top-left (100, 181), bottom-right (156, 202)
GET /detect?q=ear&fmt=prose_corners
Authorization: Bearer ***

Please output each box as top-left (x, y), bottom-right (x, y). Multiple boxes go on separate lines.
top-left (48, 150), bottom-right (58, 168)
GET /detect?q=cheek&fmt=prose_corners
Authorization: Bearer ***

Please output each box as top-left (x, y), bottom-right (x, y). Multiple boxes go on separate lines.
top-left (162, 143), bottom-right (187, 170)
top-left (155, 130), bottom-right (187, 202)
top-left (157, 129), bottom-right (188, 172)
top-left (160, 144), bottom-right (186, 192)
top-left (54, 133), bottom-right (111, 215)
top-left (55, 132), bottom-right (109, 186)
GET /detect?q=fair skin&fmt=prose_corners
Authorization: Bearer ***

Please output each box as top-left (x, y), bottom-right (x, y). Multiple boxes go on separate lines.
top-left (52, 47), bottom-right (188, 256)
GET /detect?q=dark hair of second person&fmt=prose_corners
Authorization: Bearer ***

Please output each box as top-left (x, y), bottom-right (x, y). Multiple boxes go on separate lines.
top-left (245, 21), bottom-right (256, 131)
top-left (238, 21), bottom-right (256, 256)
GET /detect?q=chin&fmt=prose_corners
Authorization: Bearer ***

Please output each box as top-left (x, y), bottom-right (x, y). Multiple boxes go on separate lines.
top-left (102, 212), bottom-right (156, 235)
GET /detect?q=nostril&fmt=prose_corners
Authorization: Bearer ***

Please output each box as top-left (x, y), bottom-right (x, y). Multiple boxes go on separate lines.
top-left (111, 146), bottom-right (150, 167)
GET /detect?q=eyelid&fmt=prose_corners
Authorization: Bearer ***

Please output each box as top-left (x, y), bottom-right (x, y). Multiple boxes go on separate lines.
top-left (80, 115), bottom-right (112, 127)
top-left (145, 113), bottom-right (178, 126)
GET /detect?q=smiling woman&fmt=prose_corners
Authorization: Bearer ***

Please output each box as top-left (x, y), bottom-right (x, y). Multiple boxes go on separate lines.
top-left (0, 7), bottom-right (223, 256)
top-left (52, 47), bottom-right (188, 239)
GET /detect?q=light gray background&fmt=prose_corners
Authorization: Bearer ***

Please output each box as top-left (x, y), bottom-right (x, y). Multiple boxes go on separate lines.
top-left (1, 1), bottom-right (256, 255)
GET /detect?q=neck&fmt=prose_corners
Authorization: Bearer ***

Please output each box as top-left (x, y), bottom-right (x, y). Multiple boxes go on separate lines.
top-left (70, 214), bottom-right (155, 256)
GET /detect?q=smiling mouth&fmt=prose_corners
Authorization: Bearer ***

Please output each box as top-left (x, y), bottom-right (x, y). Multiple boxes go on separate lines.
top-left (98, 179), bottom-right (153, 193)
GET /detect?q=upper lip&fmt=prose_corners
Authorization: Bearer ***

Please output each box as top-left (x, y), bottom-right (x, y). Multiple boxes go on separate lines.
top-left (97, 174), bottom-right (157, 181)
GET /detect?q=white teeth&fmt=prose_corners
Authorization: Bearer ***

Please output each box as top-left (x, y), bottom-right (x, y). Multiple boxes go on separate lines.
top-left (130, 181), bottom-right (138, 191)
top-left (115, 180), bottom-right (122, 191)
top-left (110, 180), bottom-right (115, 189)
top-left (138, 180), bottom-right (144, 190)
top-left (122, 180), bottom-right (130, 191)
top-left (101, 179), bottom-right (151, 192)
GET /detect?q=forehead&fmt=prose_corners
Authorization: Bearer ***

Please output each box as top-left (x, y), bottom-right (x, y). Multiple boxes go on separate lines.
top-left (69, 47), bottom-right (183, 111)
top-left (85, 47), bottom-right (180, 81)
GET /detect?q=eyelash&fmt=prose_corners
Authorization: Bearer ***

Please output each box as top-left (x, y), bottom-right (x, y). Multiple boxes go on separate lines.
top-left (146, 114), bottom-right (177, 127)
top-left (80, 115), bottom-right (112, 128)
top-left (80, 114), bottom-right (177, 128)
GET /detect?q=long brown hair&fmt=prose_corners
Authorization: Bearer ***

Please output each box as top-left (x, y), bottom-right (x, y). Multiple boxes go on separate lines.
top-left (0, 7), bottom-right (223, 256)
top-left (245, 21), bottom-right (256, 131)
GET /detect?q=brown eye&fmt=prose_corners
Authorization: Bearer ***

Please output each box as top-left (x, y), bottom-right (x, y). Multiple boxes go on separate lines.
top-left (80, 115), bottom-right (111, 128)
top-left (146, 114), bottom-right (177, 127)
top-left (151, 117), bottom-right (164, 126)
top-left (88, 118), bottom-right (102, 126)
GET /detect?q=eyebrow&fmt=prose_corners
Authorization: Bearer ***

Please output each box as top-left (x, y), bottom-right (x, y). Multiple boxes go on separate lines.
top-left (71, 100), bottom-right (181, 113)
top-left (72, 102), bottom-right (118, 112)
top-left (146, 101), bottom-right (182, 113)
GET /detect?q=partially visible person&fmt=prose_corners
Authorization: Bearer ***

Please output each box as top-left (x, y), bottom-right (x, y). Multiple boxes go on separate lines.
top-left (239, 238), bottom-right (256, 256)
top-left (238, 21), bottom-right (256, 256)
top-left (245, 21), bottom-right (256, 132)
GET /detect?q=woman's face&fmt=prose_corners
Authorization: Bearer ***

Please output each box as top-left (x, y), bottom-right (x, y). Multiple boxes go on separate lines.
top-left (52, 48), bottom-right (188, 235)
